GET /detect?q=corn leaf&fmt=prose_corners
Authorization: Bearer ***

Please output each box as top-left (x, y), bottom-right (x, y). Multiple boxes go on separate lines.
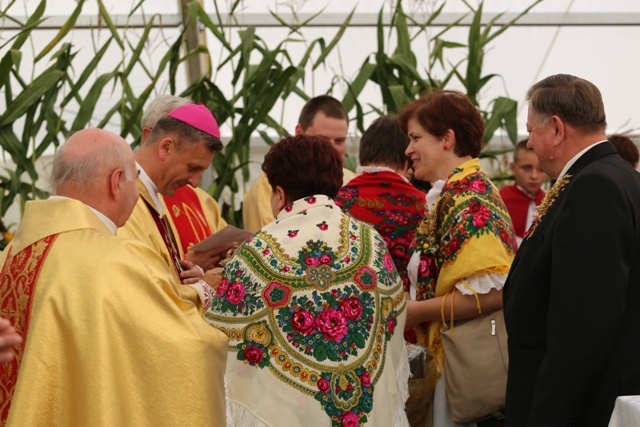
top-left (62, 37), bottom-right (114, 106)
top-left (313, 6), bottom-right (355, 70)
top-left (0, 70), bottom-right (64, 127)
top-left (71, 71), bottom-right (119, 131)
top-left (7, 0), bottom-right (46, 51)
top-left (342, 62), bottom-right (376, 112)
top-left (97, 0), bottom-right (124, 49)
top-left (34, 0), bottom-right (86, 62)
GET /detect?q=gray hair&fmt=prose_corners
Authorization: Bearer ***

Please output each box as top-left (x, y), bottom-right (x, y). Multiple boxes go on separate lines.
top-left (141, 95), bottom-right (191, 129)
top-left (51, 136), bottom-right (135, 194)
top-left (148, 116), bottom-right (223, 153)
top-left (527, 74), bottom-right (607, 133)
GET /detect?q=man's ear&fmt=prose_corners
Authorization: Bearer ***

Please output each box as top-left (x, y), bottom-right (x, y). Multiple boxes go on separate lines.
top-left (551, 115), bottom-right (565, 145)
top-left (141, 127), bottom-right (152, 144)
top-left (294, 123), bottom-right (304, 136)
top-left (158, 137), bottom-right (174, 160)
top-left (109, 168), bottom-right (124, 200)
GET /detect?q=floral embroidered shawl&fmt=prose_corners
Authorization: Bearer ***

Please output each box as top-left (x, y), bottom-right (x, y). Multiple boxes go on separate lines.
top-left (413, 159), bottom-right (516, 366)
top-left (335, 170), bottom-right (426, 293)
top-left (206, 195), bottom-right (409, 427)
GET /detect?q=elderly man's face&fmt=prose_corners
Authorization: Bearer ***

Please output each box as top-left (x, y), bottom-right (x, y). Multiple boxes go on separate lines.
top-left (526, 106), bottom-right (558, 179)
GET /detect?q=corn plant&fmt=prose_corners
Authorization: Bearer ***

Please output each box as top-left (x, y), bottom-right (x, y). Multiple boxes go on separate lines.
top-left (344, 0), bottom-right (541, 153)
top-left (0, 0), bottom-right (538, 229)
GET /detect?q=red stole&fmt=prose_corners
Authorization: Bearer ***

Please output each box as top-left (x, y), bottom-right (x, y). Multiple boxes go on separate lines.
top-left (0, 235), bottom-right (57, 424)
top-left (163, 187), bottom-right (212, 255)
top-left (499, 185), bottom-right (545, 238)
top-left (142, 199), bottom-right (183, 277)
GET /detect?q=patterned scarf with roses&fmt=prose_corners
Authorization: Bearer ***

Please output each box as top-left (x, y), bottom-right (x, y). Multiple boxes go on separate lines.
top-left (205, 195), bottom-right (408, 427)
top-left (413, 158), bottom-right (516, 362)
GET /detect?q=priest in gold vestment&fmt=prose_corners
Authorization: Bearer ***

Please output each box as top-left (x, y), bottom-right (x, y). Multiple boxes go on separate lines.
top-left (140, 95), bottom-right (230, 271)
top-left (117, 103), bottom-right (224, 286)
top-left (0, 129), bottom-right (228, 427)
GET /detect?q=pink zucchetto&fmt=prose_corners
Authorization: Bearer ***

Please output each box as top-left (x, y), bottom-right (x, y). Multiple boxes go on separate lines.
top-left (167, 104), bottom-right (220, 139)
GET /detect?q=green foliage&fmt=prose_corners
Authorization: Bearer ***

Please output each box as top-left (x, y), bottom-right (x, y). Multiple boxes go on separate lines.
top-left (0, 0), bottom-right (539, 226)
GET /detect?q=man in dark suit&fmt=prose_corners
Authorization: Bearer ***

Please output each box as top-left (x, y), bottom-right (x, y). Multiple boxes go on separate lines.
top-left (503, 74), bottom-right (640, 427)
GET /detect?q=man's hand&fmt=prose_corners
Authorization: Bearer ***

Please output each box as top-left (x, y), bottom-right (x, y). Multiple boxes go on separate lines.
top-left (186, 245), bottom-right (232, 271)
top-left (179, 259), bottom-right (205, 284)
top-left (0, 317), bottom-right (22, 364)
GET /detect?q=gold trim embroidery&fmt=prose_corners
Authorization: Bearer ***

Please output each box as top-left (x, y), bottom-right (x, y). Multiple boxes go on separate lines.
top-left (526, 174), bottom-right (572, 238)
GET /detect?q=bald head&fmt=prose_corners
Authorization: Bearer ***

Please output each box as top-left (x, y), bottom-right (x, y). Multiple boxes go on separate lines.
top-left (52, 128), bottom-right (139, 227)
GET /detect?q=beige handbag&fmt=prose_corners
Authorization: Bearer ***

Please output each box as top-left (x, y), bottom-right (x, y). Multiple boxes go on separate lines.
top-left (440, 308), bottom-right (509, 423)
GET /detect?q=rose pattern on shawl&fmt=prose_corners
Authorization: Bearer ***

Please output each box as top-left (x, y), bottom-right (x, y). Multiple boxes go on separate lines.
top-left (291, 309), bottom-right (316, 335)
top-left (470, 177), bottom-right (487, 193)
top-left (340, 411), bottom-right (359, 427)
top-left (382, 252), bottom-right (395, 274)
top-left (367, 233), bottom-right (399, 287)
top-left (210, 259), bottom-right (265, 315)
top-left (237, 342), bottom-right (270, 368)
top-left (317, 377), bottom-right (331, 393)
top-left (339, 297), bottom-right (363, 321)
top-left (334, 186), bottom-right (359, 210)
top-left (414, 168), bottom-right (515, 301)
top-left (304, 256), bottom-right (321, 267)
top-left (276, 285), bottom-right (375, 362)
top-left (387, 316), bottom-right (395, 335)
top-left (313, 366), bottom-right (382, 426)
top-left (317, 308), bottom-right (348, 342)
top-left (297, 240), bottom-right (337, 269)
top-left (226, 281), bottom-right (246, 304)
top-left (438, 195), bottom-right (515, 264)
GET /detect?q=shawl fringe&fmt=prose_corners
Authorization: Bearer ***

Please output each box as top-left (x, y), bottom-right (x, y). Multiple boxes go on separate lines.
top-left (228, 402), bottom-right (267, 427)
top-left (394, 342), bottom-right (412, 427)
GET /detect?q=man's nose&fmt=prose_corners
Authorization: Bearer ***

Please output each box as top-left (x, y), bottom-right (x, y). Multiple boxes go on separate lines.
top-left (188, 172), bottom-right (203, 187)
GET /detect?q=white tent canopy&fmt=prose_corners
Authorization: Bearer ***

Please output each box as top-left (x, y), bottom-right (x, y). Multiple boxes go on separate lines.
top-left (0, 0), bottom-right (638, 225)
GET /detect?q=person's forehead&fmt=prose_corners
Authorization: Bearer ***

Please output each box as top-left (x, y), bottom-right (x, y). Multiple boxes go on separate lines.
top-left (179, 141), bottom-right (213, 159)
top-left (515, 149), bottom-right (539, 164)
top-left (308, 112), bottom-right (347, 131)
top-left (525, 107), bottom-right (536, 123)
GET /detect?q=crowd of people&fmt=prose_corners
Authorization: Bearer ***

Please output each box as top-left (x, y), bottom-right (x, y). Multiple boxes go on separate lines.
top-left (1, 73), bottom-right (640, 427)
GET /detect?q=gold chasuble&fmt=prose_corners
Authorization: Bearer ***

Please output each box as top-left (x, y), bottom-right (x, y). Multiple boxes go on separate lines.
top-left (118, 179), bottom-right (183, 276)
top-left (0, 198), bottom-right (228, 427)
top-left (162, 185), bottom-right (228, 257)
